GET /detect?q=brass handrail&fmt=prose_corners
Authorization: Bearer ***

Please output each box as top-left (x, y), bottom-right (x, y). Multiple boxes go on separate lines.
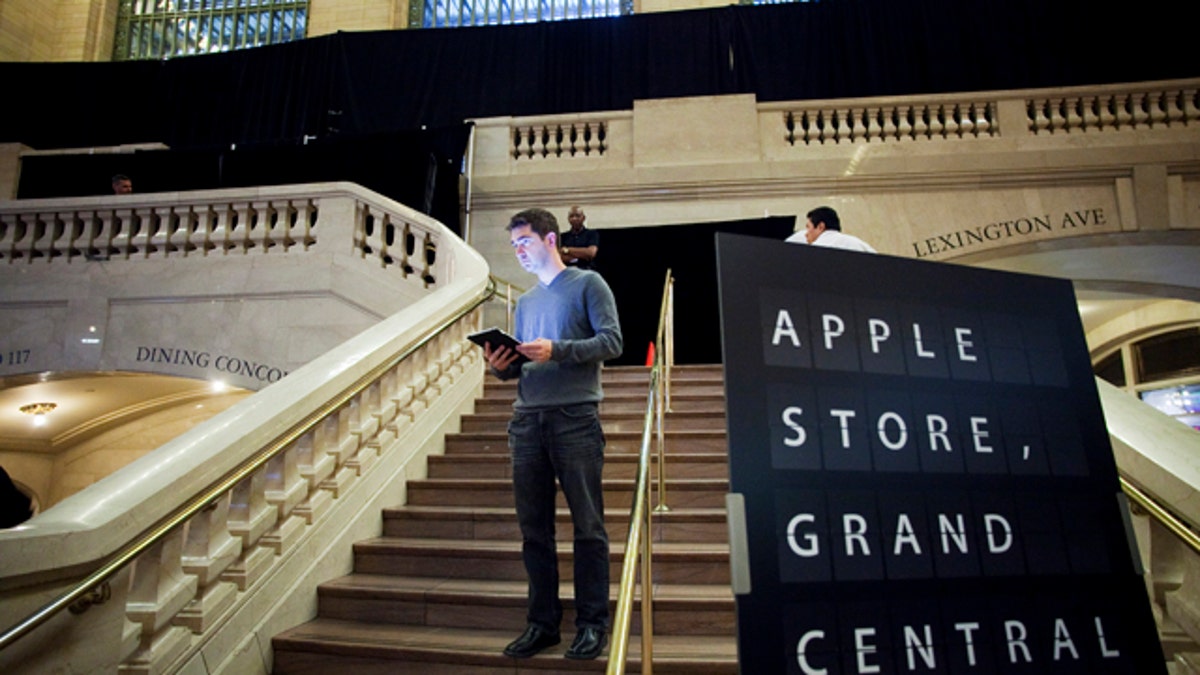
top-left (487, 274), bottom-right (527, 333)
top-left (1121, 476), bottom-right (1200, 555)
top-left (0, 279), bottom-right (497, 652)
top-left (608, 269), bottom-right (674, 675)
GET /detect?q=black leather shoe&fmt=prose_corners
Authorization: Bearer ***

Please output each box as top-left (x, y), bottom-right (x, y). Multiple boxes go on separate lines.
top-left (503, 624), bottom-right (561, 658)
top-left (564, 626), bottom-right (607, 660)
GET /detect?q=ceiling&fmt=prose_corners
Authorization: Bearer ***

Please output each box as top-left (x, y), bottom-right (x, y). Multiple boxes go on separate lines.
top-left (0, 372), bottom-right (246, 454)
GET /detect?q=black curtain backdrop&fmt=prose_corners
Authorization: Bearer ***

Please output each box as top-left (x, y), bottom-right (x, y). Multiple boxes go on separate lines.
top-left (16, 125), bottom-right (472, 232)
top-left (2, 0), bottom-right (1191, 152)
top-left (600, 216), bottom-right (796, 366)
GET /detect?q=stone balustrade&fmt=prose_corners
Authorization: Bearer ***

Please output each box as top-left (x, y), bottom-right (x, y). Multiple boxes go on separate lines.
top-left (511, 115), bottom-right (616, 160)
top-left (0, 183), bottom-right (442, 287)
top-left (0, 184), bottom-right (491, 675)
top-left (1098, 379), bottom-right (1200, 669)
top-left (779, 99), bottom-right (998, 145)
top-left (473, 78), bottom-right (1200, 174)
top-left (1028, 86), bottom-right (1200, 135)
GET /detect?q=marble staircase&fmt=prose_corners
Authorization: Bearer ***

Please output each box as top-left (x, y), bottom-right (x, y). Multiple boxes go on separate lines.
top-left (271, 364), bottom-right (738, 673)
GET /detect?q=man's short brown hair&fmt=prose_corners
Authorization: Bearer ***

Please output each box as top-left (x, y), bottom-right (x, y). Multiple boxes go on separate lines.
top-left (507, 208), bottom-right (560, 239)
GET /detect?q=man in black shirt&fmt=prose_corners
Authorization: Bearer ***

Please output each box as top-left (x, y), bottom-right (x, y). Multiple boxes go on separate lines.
top-left (559, 205), bottom-right (599, 271)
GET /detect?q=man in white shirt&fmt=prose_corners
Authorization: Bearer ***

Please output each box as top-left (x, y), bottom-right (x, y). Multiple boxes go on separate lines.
top-left (785, 206), bottom-right (876, 253)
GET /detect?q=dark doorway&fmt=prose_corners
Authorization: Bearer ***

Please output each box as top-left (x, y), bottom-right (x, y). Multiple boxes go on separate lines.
top-left (599, 216), bottom-right (796, 366)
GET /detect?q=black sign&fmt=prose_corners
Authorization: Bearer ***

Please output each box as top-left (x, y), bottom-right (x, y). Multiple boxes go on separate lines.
top-left (716, 233), bottom-right (1164, 674)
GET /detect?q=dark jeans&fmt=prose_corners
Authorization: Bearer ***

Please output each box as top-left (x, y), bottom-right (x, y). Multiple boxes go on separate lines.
top-left (508, 403), bottom-right (609, 632)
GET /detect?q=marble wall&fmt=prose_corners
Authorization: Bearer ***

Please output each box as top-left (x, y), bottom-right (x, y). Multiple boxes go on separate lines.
top-left (467, 87), bottom-right (1200, 348)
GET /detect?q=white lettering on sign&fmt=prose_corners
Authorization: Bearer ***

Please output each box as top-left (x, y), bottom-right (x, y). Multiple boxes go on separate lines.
top-left (796, 615), bottom-right (1122, 671)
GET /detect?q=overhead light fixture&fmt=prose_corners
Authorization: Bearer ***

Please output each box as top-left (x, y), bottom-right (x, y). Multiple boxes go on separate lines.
top-left (20, 402), bottom-right (57, 427)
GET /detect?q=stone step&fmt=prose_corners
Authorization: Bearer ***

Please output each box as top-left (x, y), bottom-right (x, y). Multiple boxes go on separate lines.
top-left (272, 620), bottom-right (738, 674)
top-left (471, 392), bottom-right (727, 414)
top-left (483, 379), bottom-right (726, 399)
top-left (445, 429), bottom-right (728, 455)
top-left (559, 364), bottom-right (725, 384)
top-left (352, 538), bottom-right (731, 585)
top-left (314, 575), bottom-right (734, 636)
top-left (427, 452), bottom-right (729, 480)
top-left (406, 478), bottom-right (729, 509)
top-left (383, 505), bottom-right (730, 544)
top-left (272, 364), bottom-right (737, 675)
top-left (458, 410), bottom-right (727, 433)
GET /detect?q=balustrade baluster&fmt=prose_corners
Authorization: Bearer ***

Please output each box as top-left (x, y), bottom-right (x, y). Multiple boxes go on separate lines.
top-left (1114, 94), bottom-right (1134, 128)
top-left (1131, 93), bottom-right (1151, 128)
top-left (860, 107), bottom-right (878, 142)
top-left (1161, 90), bottom-right (1185, 127)
top-left (230, 201), bottom-right (256, 253)
top-left (318, 412), bottom-right (357, 497)
top-left (164, 206), bottom-right (183, 255)
top-left (376, 214), bottom-right (394, 268)
top-left (421, 231), bottom-right (437, 286)
top-left (923, 106), bottom-right (941, 139)
top-left (511, 127), bottom-right (524, 159)
top-left (945, 105), bottom-right (963, 138)
top-left (49, 212), bottom-right (73, 260)
top-left (909, 106), bottom-right (928, 140)
top-left (203, 204), bottom-right (226, 253)
top-left (179, 205), bottom-right (200, 255)
top-left (1059, 98), bottom-right (1080, 132)
top-left (295, 431), bottom-right (335, 524)
top-left (124, 528), bottom-right (198, 673)
top-left (1079, 97), bottom-right (1100, 132)
top-left (831, 108), bottom-right (848, 143)
top-left (581, 122), bottom-right (595, 155)
top-left (847, 108), bottom-right (865, 142)
top-left (1097, 95), bottom-right (1117, 130)
top-left (974, 100), bottom-right (993, 136)
top-left (27, 214), bottom-right (47, 262)
top-left (564, 123), bottom-right (577, 156)
top-left (1182, 89), bottom-right (1200, 123)
top-left (109, 207), bottom-right (133, 257)
top-left (68, 211), bottom-right (87, 260)
top-left (350, 383), bottom-right (384, 474)
top-left (817, 110), bottom-right (833, 144)
top-left (377, 369), bottom-right (399, 429)
top-left (222, 466), bottom-right (278, 591)
top-left (295, 199), bottom-right (317, 248)
top-left (128, 207), bottom-right (154, 258)
top-left (1147, 91), bottom-right (1167, 128)
top-left (177, 494), bottom-right (241, 633)
top-left (880, 107), bottom-right (898, 141)
top-left (263, 444), bottom-right (307, 554)
top-left (896, 106), bottom-right (914, 141)
top-left (83, 211), bottom-right (104, 260)
top-left (0, 213), bottom-right (20, 261)
top-left (1044, 99), bottom-right (1062, 133)
top-left (445, 340), bottom-right (467, 381)
top-left (533, 126), bottom-right (547, 158)
top-left (388, 376), bottom-right (417, 441)
top-left (1027, 99), bottom-right (1046, 134)
top-left (354, 202), bottom-right (370, 259)
top-left (257, 200), bottom-right (278, 253)
top-left (397, 222), bottom-right (413, 277)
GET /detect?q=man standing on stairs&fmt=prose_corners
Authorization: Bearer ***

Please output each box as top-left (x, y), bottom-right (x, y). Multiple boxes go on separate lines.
top-left (484, 207), bottom-right (623, 661)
